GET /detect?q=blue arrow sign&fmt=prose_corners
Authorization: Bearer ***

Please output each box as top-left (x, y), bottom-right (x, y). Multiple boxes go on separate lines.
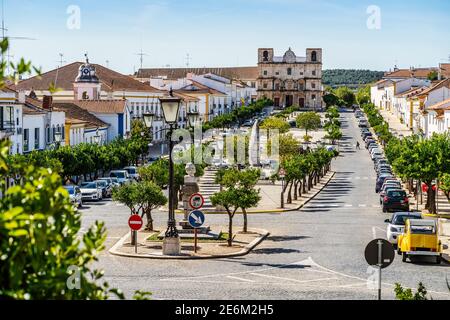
top-left (188, 210), bottom-right (205, 228)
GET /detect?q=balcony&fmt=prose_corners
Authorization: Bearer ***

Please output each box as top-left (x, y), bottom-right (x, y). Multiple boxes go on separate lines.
top-left (0, 120), bottom-right (15, 133)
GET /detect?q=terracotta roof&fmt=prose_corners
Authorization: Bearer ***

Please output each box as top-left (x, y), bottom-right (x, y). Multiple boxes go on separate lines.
top-left (12, 62), bottom-right (163, 93)
top-left (52, 102), bottom-right (108, 128)
top-left (428, 98), bottom-right (450, 111)
top-left (384, 67), bottom-right (438, 79)
top-left (136, 66), bottom-right (258, 80)
top-left (22, 104), bottom-right (46, 115)
top-left (63, 99), bottom-right (127, 114)
top-left (440, 63), bottom-right (450, 78)
top-left (395, 86), bottom-right (427, 98)
top-left (180, 80), bottom-right (227, 95)
top-left (416, 78), bottom-right (450, 97)
top-left (172, 91), bottom-right (199, 102)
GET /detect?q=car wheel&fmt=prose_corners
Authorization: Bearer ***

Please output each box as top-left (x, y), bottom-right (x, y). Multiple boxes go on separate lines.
top-left (436, 256), bottom-right (441, 264)
top-left (397, 248), bottom-right (402, 255)
top-left (79, 200), bottom-right (83, 209)
top-left (402, 253), bottom-right (407, 262)
top-left (382, 206), bottom-right (387, 213)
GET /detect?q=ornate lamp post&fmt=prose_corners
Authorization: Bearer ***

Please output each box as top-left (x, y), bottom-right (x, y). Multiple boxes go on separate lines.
top-left (93, 129), bottom-right (101, 144)
top-left (53, 131), bottom-right (62, 149)
top-left (187, 111), bottom-right (199, 128)
top-left (144, 88), bottom-right (182, 255)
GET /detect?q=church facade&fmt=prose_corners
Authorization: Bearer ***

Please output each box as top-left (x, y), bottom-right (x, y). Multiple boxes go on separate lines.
top-left (257, 48), bottom-right (323, 109)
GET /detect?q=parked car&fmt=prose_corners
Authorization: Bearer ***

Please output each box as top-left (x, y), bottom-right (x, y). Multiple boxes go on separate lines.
top-left (385, 212), bottom-right (422, 246)
top-left (80, 181), bottom-right (103, 202)
top-left (382, 189), bottom-right (409, 213)
top-left (242, 120), bottom-right (254, 127)
top-left (371, 149), bottom-right (383, 160)
top-left (376, 174), bottom-right (394, 193)
top-left (109, 170), bottom-right (131, 185)
top-left (63, 185), bottom-right (83, 208)
top-left (124, 166), bottom-right (140, 181)
top-left (375, 158), bottom-right (389, 169)
top-left (98, 177), bottom-right (119, 188)
top-left (365, 138), bottom-right (376, 149)
top-left (94, 180), bottom-right (112, 198)
top-left (397, 219), bottom-right (442, 264)
top-left (379, 185), bottom-right (402, 204)
top-left (358, 120), bottom-right (368, 128)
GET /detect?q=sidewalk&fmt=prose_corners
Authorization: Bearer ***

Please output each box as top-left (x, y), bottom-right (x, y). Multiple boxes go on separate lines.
top-left (192, 170), bottom-right (335, 214)
top-left (378, 108), bottom-right (413, 137)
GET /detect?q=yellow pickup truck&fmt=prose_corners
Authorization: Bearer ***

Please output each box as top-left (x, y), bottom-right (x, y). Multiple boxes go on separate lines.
top-left (397, 219), bottom-right (442, 264)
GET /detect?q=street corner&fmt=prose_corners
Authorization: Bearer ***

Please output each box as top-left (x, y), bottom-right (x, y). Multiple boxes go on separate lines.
top-left (108, 227), bottom-right (270, 260)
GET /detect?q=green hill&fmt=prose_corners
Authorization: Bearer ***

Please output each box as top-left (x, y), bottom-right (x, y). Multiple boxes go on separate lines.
top-left (323, 69), bottom-right (384, 88)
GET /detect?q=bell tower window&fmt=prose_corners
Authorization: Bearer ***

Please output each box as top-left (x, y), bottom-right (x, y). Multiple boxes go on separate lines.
top-left (263, 50), bottom-right (269, 61)
top-left (311, 51), bottom-right (317, 62)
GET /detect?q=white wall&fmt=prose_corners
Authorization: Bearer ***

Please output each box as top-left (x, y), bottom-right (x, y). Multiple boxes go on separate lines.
top-left (22, 114), bottom-right (45, 152)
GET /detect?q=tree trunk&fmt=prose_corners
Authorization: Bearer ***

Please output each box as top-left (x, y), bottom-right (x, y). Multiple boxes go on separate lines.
top-left (303, 177), bottom-right (307, 193)
top-left (228, 213), bottom-right (233, 247)
top-left (242, 208), bottom-right (248, 233)
top-left (293, 181), bottom-right (298, 200)
top-left (287, 181), bottom-right (293, 204)
top-left (145, 208), bottom-right (154, 231)
top-left (425, 182), bottom-right (436, 214)
top-left (298, 181), bottom-right (302, 198)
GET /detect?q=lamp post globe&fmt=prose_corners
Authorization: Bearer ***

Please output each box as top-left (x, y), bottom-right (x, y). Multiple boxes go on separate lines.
top-left (187, 111), bottom-right (199, 128)
top-left (159, 88), bottom-right (181, 125)
top-left (143, 113), bottom-right (155, 129)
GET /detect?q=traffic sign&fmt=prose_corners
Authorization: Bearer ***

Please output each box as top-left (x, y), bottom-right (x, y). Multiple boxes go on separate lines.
top-left (189, 193), bottom-right (205, 210)
top-left (365, 239), bottom-right (395, 269)
top-left (188, 210), bottom-right (205, 228)
top-left (128, 214), bottom-right (143, 231)
top-left (279, 168), bottom-right (286, 178)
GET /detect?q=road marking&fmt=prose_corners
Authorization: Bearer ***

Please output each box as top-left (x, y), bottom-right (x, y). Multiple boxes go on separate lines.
top-left (358, 204), bottom-right (367, 208)
top-left (249, 273), bottom-right (338, 284)
top-left (226, 276), bottom-right (255, 283)
top-left (344, 204), bottom-right (353, 207)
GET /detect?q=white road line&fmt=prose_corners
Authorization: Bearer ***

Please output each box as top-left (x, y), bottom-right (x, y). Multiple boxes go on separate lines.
top-left (226, 276), bottom-right (255, 283)
top-left (249, 273), bottom-right (338, 284)
top-left (372, 227), bottom-right (377, 239)
top-left (358, 204), bottom-right (367, 208)
top-left (344, 204), bottom-right (353, 207)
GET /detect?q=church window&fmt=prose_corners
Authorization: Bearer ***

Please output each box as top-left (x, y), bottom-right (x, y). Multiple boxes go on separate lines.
top-left (311, 51), bottom-right (317, 62)
top-left (263, 50), bottom-right (269, 61)
top-left (82, 91), bottom-right (89, 100)
top-left (263, 70), bottom-right (268, 76)
top-left (312, 70), bottom-right (316, 76)
top-left (287, 68), bottom-right (292, 76)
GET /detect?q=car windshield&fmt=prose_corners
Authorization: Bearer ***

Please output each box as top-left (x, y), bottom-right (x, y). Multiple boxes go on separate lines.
top-left (81, 182), bottom-right (97, 189)
top-left (63, 186), bottom-right (74, 194)
top-left (392, 214), bottom-right (421, 225)
top-left (410, 225), bottom-right (435, 234)
top-left (126, 168), bottom-right (137, 174)
top-left (111, 172), bottom-right (126, 178)
top-left (387, 190), bottom-right (406, 198)
top-left (96, 181), bottom-right (107, 187)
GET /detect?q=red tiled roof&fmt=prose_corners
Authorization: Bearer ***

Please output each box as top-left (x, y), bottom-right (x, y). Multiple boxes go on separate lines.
top-left (428, 98), bottom-right (450, 111)
top-left (62, 99), bottom-right (127, 114)
top-left (136, 66), bottom-right (258, 80)
top-left (52, 102), bottom-right (108, 128)
top-left (416, 78), bottom-right (450, 97)
top-left (12, 62), bottom-right (164, 93)
top-left (384, 67), bottom-right (438, 79)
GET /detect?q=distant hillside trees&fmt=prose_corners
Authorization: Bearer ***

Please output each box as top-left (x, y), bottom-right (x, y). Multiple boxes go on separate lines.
top-left (323, 69), bottom-right (384, 88)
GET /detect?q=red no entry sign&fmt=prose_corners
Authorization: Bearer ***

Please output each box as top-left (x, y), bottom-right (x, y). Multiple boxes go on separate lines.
top-left (189, 193), bottom-right (205, 210)
top-left (128, 214), bottom-right (143, 231)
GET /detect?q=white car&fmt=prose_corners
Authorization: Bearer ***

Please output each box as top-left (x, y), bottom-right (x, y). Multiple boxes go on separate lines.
top-left (370, 148), bottom-right (383, 160)
top-left (80, 181), bottom-right (103, 202)
top-left (63, 185), bottom-right (83, 208)
top-left (385, 212), bottom-right (422, 245)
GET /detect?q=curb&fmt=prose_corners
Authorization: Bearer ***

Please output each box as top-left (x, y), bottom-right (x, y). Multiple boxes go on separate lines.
top-left (443, 253), bottom-right (450, 264)
top-left (423, 213), bottom-right (450, 219)
top-left (109, 228), bottom-right (270, 260)
top-left (174, 171), bottom-right (336, 215)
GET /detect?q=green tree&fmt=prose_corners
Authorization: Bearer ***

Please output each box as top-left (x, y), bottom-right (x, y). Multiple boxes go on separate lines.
top-left (296, 112), bottom-right (321, 137)
top-left (356, 85), bottom-right (371, 105)
top-left (323, 93), bottom-right (339, 108)
top-left (394, 283), bottom-right (428, 300)
top-left (211, 169), bottom-right (261, 245)
top-left (335, 86), bottom-right (356, 107)
top-left (136, 181), bottom-right (167, 231)
top-left (260, 116), bottom-right (290, 134)
top-left (427, 71), bottom-right (438, 81)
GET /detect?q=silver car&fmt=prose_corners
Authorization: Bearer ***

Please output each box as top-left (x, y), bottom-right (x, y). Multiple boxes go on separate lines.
top-left (63, 185), bottom-right (83, 208)
top-left (80, 182), bottom-right (103, 202)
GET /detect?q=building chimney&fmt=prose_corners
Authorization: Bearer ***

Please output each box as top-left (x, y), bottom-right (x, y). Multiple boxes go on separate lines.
top-left (42, 95), bottom-right (53, 110)
top-left (18, 90), bottom-right (26, 104)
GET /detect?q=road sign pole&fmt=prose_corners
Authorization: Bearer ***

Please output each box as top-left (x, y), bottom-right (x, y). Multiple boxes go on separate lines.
top-left (194, 228), bottom-right (198, 253)
top-left (377, 240), bottom-right (383, 300)
top-left (134, 231), bottom-right (138, 254)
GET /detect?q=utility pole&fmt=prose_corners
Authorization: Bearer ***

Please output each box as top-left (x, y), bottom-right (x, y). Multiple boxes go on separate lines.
top-left (135, 48), bottom-right (149, 70)
top-left (185, 53), bottom-right (191, 68)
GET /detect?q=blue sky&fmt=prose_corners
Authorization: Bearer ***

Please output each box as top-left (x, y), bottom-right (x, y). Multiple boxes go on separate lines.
top-left (4, 0), bottom-right (450, 74)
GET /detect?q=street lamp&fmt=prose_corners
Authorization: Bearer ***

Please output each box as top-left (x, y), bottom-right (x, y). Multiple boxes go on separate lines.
top-left (93, 129), bottom-right (101, 144)
top-left (145, 88), bottom-right (182, 255)
top-left (187, 111), bottom-right (200, 128)
top-left (53, 130), bottom-right (62, 149)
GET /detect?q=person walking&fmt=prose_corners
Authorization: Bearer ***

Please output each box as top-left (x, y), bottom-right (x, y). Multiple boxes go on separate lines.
top-left (356, 141), bottom-right (360, 150)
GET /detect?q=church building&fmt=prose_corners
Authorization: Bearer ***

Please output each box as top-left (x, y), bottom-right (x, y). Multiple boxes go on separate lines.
top-left (257, 47), bottom-right (323, 109)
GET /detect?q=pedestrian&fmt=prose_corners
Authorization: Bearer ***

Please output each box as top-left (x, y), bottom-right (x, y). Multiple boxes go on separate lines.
top-left (356, 141), bottom-right (360, 150)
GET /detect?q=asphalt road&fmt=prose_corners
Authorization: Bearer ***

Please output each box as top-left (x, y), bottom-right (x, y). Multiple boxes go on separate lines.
top-left (82, 110), bottom-right (450, 300)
